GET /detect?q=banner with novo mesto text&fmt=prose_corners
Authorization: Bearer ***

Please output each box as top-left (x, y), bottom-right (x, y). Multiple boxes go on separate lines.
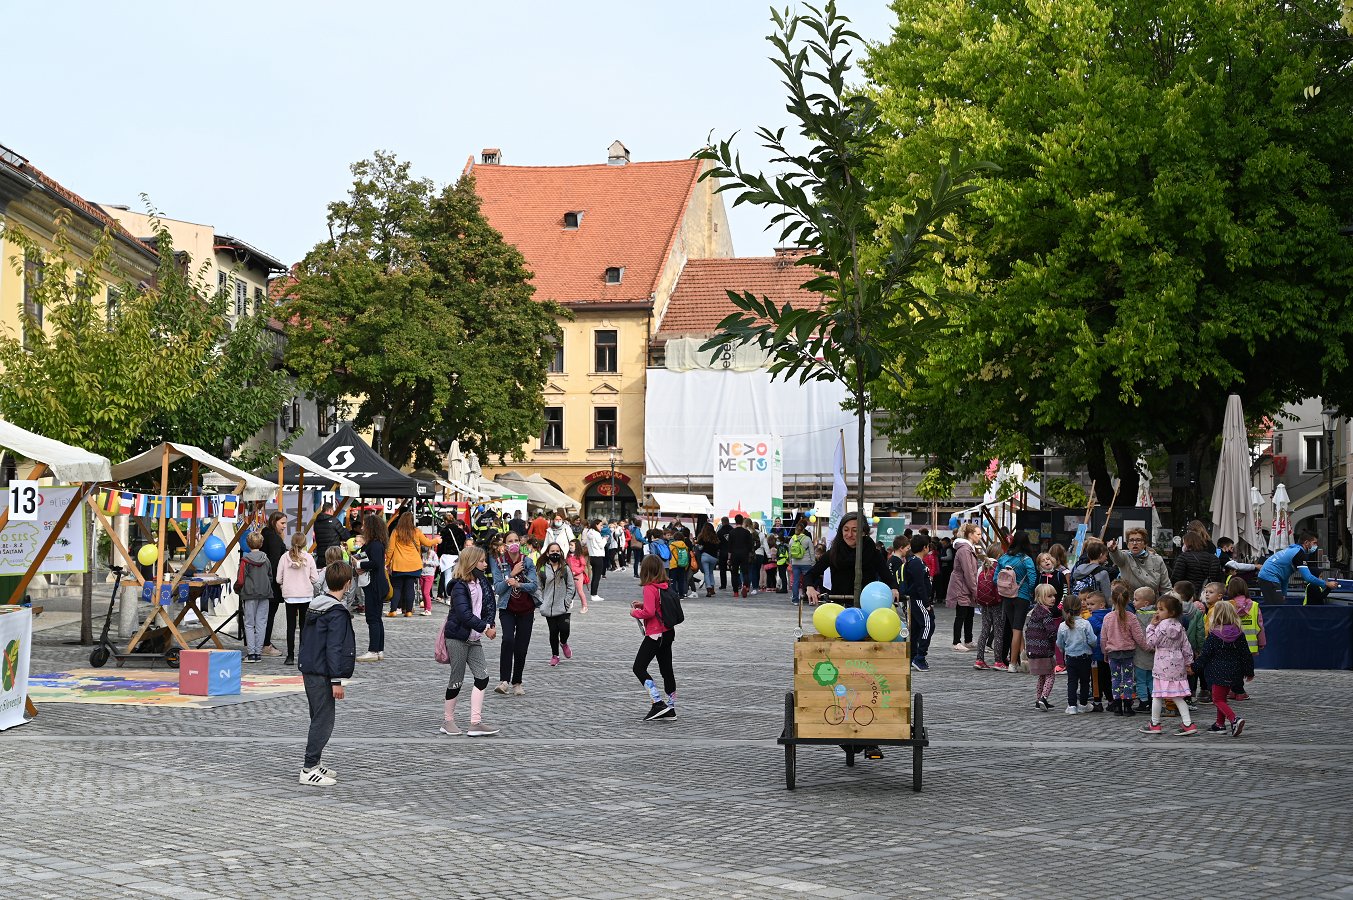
top-left (712, 435), bottom-right (783, 525)
top-left (0, 607), bottom-right (33, 731)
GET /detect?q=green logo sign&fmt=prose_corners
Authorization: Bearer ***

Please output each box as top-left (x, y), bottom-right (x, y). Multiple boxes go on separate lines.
top-left (1, 639), bottom-right (18, 691)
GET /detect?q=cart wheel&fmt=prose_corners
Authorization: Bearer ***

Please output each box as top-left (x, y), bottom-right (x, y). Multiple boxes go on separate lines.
top-left (913, 693), bottom-right (925, 792)
top-left (89, 645), bottom-right (110, 668)
top-left (784, 692), bottom-right (797, 791)
top-left (164, 647), bottom-right (181, 669)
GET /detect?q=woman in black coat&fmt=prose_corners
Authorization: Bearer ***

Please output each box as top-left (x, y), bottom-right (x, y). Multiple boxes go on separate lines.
top-left (261, 511), bottom-right (288, 656)
top-left (803, 516), bottom-right (899, 607)
top-left (1170, 530), bottom-right (1222, 598)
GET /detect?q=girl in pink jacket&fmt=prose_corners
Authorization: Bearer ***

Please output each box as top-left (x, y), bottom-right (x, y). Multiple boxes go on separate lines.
top-left (631, 555), bottom-right (676, 722)
top-left (1141, 593), bottom-right (1197, 736)
top-left (276, 532), bottom-right (320, 665)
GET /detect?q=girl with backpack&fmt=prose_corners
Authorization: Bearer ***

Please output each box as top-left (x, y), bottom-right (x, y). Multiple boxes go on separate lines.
top-left (439, 546), bottom-right (500, 737)
top-left (787, 520), bottom-right (816, 605)
top-left (276, 531), bottom-right (320, 666)
top-left (537, 541), bottom-right (575, 666)
top-left (994, 531), bottom-right (1038, 672)
top-left (632, 555), bottom-right (677, 722)
top-left (667, 529), bottom-right (693, 599)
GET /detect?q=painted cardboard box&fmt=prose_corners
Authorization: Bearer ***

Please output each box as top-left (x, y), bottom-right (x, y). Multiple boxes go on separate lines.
top-left (178, 649), bottom-right (242, 696)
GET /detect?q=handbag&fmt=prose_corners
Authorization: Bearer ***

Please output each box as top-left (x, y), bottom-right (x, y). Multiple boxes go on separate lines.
top-left (433, 620), bottom-right (450, 664)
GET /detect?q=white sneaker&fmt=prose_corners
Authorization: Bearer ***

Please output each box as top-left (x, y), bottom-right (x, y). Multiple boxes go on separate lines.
top-left (419, 609), bottom-right (432, 616)
top-left (493, 681), bottom-right (509, 694)
top-left (1078, 704), bottom-right (1093, 713)
top-left (1065, 705), bottom-right (1078, 715)
top-left (356, 651), bottom-right (380, 662)
top-left (513, 684), bottom-right (525, 696)
top-left (951, 643), bottom-right (967, 652)
top-left (316, 763), bottom-right (338, 777)
top-left (299, 767), bottom-right (335, 786)
top-left (592, 596), bottom-right (605, 603)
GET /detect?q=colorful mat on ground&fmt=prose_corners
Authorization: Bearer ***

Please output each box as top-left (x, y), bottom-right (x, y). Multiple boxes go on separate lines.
top-left (28, 669), bottom-right (311, 708)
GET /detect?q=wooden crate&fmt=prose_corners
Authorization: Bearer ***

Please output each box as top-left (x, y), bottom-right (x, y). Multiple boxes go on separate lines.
top-left (792, 634), bottom-right (911, 740)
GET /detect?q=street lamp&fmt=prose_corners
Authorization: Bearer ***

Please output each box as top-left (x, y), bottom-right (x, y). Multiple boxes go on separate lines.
top-left (1322, 406), bottom-right (1339, 570)
top-left (373, 414), bottom-right (386, 458)
top-left (608, 446), bottom-right (619, 521)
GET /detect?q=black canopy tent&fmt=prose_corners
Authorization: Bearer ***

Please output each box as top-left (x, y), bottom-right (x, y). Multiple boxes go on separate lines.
top-left (276, 426), bottom-right (434, 498)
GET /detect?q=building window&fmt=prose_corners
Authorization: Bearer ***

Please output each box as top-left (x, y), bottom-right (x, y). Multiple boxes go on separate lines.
top-left (563, 211), bottom-right (582, 229)
top-left (1273, 432), bottom-right (1283, 455)
top-left (235, 280), bottom-right (248, 317)
top-left (1302, 432), bottom-right (1324, 473)
top-left (541, 407), bottom-right (564, 450)
top-left (594, 406), bottom-right (617, 450)
top-left (23, 252), bottom-right (43, 346)
top-left (254, 286), bottom-right (265, 310)
top-left (217, 270), bottom-right (228, 295)
top-left (604, 266), bottom-right (623, 284)
top-left (594, 329), bottom-right (618, 373)
top-left (106, 286), bottom-right (121, 324)
top-left (547, 337), bottom-right (564, 373)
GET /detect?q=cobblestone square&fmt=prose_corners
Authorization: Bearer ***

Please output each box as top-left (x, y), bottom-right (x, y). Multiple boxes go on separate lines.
top-left (4, 574), bottom-right (1352, 899)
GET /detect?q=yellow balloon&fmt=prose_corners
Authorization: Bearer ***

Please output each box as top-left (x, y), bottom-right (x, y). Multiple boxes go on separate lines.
top-left (866, 607), bottom-right (902, 643)
top-left (137, 544), bottom-right (159, 566)
top-left (813, 602), bottom-right (845, 638)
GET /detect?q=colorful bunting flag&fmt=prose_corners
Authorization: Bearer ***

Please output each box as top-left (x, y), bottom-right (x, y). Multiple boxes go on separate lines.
top-left (118, 492), bottom-right (136, 515)
top-left (220, 495), bottom-right (239, 520)
top-left (98, 490), bottom-right (121, 515)
top-left (143, 495), bottom-right (165, 520)
top-left (175, 496), bottom-right (198, 520)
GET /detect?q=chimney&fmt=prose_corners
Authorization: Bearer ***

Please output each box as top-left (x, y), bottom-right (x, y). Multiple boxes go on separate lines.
top-left (607, 140), bottom-right (630, 166)
top-left (481, 148), bottom-right (502, 165)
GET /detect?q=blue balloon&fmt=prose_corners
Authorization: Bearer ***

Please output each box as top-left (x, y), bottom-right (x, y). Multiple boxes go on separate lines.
top-left (836, 607), bottom-right (868, 641)
top-left (860, 581), bottom-right (892, 611)
top-left (203, 535), bottom-right (227, 562)
top-left (949, 515), bottom-right (960, 531)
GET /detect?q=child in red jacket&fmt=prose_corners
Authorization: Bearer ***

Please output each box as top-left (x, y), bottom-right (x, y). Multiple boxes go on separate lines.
top-left (632, 555), bottom-right (677, 721)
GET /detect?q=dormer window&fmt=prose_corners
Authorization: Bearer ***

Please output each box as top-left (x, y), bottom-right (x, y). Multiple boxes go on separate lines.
top-left (604, 266), bottom-right (623, 284)
top-left (563, 211), bottom-right (583, 229)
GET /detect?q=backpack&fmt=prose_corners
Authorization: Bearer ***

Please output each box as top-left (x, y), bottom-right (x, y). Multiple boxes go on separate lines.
top-left (653, 539), bottom-right (671, 562)
top-left (658, 583), bottom-right (685, 627)
top-left (975, 566), bottom-right (1001, 607)
top-left (1071, 564), bottom-right (1105, 597)
top-left (674, 543), bottom-right (690, 568)
top-left (789, 533), bottom-right (808, 560)
top-left (996, 563), bottom-right (1023, 598)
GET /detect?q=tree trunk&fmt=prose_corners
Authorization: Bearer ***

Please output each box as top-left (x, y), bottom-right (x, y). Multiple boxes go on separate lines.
top-left (1084, 439), bottom-right (1114, 507)
top-left (854, 374), bottom-right (866, 606)
top-left (1108, 440), bottom-right (1140, 511)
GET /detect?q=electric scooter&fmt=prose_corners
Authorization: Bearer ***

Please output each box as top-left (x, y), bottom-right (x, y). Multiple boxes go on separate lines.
top-left (88, 565), bottom-right (181, 669)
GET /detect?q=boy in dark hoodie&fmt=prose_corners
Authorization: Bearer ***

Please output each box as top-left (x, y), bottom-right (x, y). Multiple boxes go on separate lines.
top-left (238, 531), bottom-right (273, 663)
top-left (1190, 599), bottom-right (1254, 736)
top-left (297, 561), bottom-right (357, 787)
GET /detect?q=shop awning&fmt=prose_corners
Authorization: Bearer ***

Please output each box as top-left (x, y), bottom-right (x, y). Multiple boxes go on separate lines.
top-left (650, 492), bottom-right (715, 517)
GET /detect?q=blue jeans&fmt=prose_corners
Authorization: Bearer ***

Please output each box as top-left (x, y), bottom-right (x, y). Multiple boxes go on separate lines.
top-left (791, 564), bottom-right (811, 602)
top-left (631, 547), bottom-right (643, 577)
top-left (700, 553), bottom-right (718, 591)
top-left (671, 567), bottom-right (689, 597)
top-left (1134, 665), bottom-right (1153, 703)
top-left (748, 559), bottom-right (762, 591)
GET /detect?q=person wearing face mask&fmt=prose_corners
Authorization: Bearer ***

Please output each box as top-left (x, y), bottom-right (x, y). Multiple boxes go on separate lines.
top-left (439, 546), bottom-right (500, 737)
top-left (537, 542), bottom-right (576, 666)
top-left (545, 513), bottom-right (575, 553)
top-left (1107, 528), bottom-right (1171, 595)
top-left (1256, 530), bottom-right (1339, 606)
top-left (490, 532), bottom-right (540, 695)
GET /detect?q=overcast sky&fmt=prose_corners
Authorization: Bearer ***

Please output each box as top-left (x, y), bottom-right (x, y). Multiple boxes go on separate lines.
top-left (6, 1), bottom-right (897, 268)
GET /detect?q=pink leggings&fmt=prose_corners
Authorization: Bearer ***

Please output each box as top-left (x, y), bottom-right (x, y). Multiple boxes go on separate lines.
top-left (1212, 685), bottom-right (1237, 725)
top-left (1036, 675), bottom-right (1055, 699)
top-left (421, 575), bottom-right (434, 611)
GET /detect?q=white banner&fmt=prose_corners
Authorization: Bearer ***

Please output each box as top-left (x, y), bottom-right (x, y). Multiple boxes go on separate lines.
top-left (0, 607), bottom-right (33, 731)
top-left (712, 435), bottom-right (783, 524)
top-left (0, 486), bottom-right (87, 576)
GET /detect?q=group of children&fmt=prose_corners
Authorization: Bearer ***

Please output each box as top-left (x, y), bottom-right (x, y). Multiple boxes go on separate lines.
top-left (1019, 539), bottom-right (1262, 737)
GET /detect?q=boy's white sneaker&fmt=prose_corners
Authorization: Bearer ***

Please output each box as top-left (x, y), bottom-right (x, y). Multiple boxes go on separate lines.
top-left (299, 767), bottom-right (335, 786)
top-left (356, 651), bottom-right (380, 662)
top-left (1065, 705), bottom-right (1078, 715)
top-left (1078, 704), bottom-right (1093, 713)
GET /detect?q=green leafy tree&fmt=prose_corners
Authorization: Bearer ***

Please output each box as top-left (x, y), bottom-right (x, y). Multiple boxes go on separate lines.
top-left (0, 213), bottom-right (217, 640)
top-left (280, 152), bottom-right (565, 469)
top-left (135, 223), bottom-right (292, 469)
top-left (866, 0), bottom-right (1353, 521)
top-left (697, 3), bottom-right (987, 603)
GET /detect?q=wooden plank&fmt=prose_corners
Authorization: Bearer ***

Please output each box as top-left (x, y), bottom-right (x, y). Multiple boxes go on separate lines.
top-left (795, 700), bottom-right (910, 724)
top-left (793, 674), bottom-right (911, 698)
top-left (794, 656), bottom-right (912, 676)
top-left (794, 640), bottom-right (909, 663)
top-left (796, 720), bottom-right (911, 741)
top-left (85, 496), bottom-right (146, 585)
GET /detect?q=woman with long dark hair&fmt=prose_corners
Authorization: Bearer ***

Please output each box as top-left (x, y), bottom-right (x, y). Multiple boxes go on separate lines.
top-left (696, 523), bottom-right (721, 598)
top-left (354, 514), bottom-right (389, 662)
top-left (260, 511), bottom-right (288, 657)
top-left (802, 516), bottom-right (899, 607)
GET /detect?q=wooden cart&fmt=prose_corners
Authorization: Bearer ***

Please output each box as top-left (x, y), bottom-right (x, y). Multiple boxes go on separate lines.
top-left (777, 630), bottom-right (929, 791)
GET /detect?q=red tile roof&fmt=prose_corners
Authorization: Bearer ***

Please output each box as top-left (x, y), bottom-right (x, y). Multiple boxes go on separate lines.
top-left (0, 151), bottom-right (159, 263)
top-left (468, 158), bottom-right (704, 305)
top-left (657, 252), bottom-right (824, 339)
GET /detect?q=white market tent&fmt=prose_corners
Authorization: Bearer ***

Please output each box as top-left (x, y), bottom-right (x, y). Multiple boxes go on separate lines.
top-left (494, 471), bottom-right (580, 512)
top-left (526, 474), bottom-right (580, 512)
top-left (0, 419), bottom-right (112, 484)
top-left (113, 443), bottom-right (276, 501)
top-left (650, 492), bottom-right (716, 517)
